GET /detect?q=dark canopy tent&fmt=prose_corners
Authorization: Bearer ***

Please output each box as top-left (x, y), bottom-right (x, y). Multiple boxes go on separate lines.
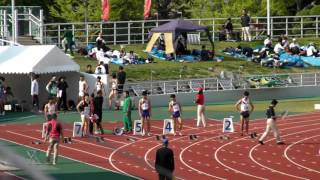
top-left (145, 20), bottom-right (214, 55)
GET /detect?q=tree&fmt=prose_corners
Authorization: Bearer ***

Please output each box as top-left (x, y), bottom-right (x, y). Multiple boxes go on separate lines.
top-left (155, 0), bottom-right (193, 19)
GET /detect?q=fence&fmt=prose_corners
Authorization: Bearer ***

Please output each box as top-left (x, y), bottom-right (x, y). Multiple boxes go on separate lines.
top-left (42, 15), bottom-right (320, 47)
top-left (124, 72), bottom-right (320, 96)
top-left (0, 6), bottom-right (43, 44)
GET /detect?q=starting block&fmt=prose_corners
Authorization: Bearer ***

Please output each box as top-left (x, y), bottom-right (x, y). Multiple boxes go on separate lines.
top-left (31, 141), bottom-right (42, 145)
top-left (64, 137), bottom-right (72, 144)
top-left (96, 137), bottom-right (104, 143)
top-left (250, 132), bottom-right (258, 139)
top-left (219, 135), bottom-right (230, 140)
top-left (156, 135), bottom-right (166, 141)
top-left (315, 104), bottom-right (320, 110)
top-left (126, 138), bottom-right (136, 142)
top-left (189, 135), bottom-right (198, 140)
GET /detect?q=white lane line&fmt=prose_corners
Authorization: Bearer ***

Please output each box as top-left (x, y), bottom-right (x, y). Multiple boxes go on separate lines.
top-left (0, 138), bottom-right (138, 180)
top-left (6, 130), bottom-right (111, 159)
top-left (34, 129), bottom-right (117, 150)
top-left (249, 125), bottom-right (320, 180)
top-left (63, 129), bottom-right (128, 145)
top-left (284, 134), bottom-right (320, 173)
top-left (3, 171), bottom-right (27, 180)
top-left (144, 126), bottom-right (225, 180)
top-left (109, 135), bottom-right (155, 179)
top-left (213, 117), bottom-right (320, 180)
top-left (177, 116), bottom-right (300, 180)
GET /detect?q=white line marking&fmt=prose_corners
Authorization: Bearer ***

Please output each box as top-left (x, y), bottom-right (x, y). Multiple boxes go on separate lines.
top-left (7, 131), bottom-right (111, 160)
top-left (0, 138), bottom-right (139, 180)
top-left (284, 134), bottom-right (320, 174)
top-left (64, 129), bottom-right (128, 145)
top-left (144, 126), bottom-right (226, 180)
top-left (3, 171), bottom-right (27, 180)
top-left (213, 116), bottom-right (320, 179)
top-left (249, 124), bottom-right (320, 180)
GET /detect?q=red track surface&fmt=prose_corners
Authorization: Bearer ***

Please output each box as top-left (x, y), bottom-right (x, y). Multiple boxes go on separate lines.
top-left (1, 113), bottom-right (320, 180)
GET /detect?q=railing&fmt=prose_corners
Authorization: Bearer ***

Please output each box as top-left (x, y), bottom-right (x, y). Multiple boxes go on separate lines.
top-left (0, 7), bottom-right (43, 44)
top-left (0, 38), bottom-right (21, 46)
top-left (124, 72), bottom-right (320, 96)
top-left (42, 15), bottom-right (320, 47)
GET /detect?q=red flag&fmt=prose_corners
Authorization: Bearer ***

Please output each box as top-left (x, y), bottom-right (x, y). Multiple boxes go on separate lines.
top-left (144, 0), bottom-right (152, 19)
top-left (101, 0), bottom-right (110, 21)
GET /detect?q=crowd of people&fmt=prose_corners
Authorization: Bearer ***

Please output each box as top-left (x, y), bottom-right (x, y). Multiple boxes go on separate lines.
top-left (223, 34), bottom-right (319, 68)
top-left (82, 32), bottom-right (152, 65)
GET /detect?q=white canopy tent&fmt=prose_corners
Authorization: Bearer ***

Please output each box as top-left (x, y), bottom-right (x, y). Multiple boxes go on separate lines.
top-left (0, 45), bottom-right (80, 110)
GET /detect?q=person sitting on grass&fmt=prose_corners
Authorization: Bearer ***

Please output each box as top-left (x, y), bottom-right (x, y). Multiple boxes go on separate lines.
top-left (200, 45), bottom-right (210, 61)
top-left (274, 40), bottom-right (285, 55)
top-left (238, 45), bottom-right (253, 58)
top-left (263, 35), bottom-right (273, 50)
top-left (306, 42), bottom-right (318, 57)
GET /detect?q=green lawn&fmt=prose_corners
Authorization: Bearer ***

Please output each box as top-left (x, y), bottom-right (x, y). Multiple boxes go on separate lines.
top-left (1, 96), bottom-right (319, 124)
top-left (73, 38), bottom-right (320, 82)
top-left (0, 140), bottom-right (135, 180)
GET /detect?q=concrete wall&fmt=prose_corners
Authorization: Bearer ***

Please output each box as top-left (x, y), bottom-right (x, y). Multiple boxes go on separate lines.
top-left (130, 86), bottom-right (320, 107)
top-left (2, 72), bottom-right (79, 110)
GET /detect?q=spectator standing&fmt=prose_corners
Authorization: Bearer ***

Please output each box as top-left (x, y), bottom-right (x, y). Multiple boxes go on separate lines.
top-left (78, 75), bottom-right (89, 102)
top-left (57, 77), bottom-right (68, 111)
top-left (94, 76), bottom-right (106, 96)
top-left (116, 66), bottom-right (126, 110)
top-left (108, 73), bottom-right (118, 110)
top-left (117, 66), bottom-right (126, 95)
top-left (240, 9), bottom-right (251, 42)
top-left (46, 75), bottom-right (58, 98)
top-left (85, 65), bottom-right (94, 74)
top-left (155, 138), bottom-right (175, 180)
top-left (64, 27), bottom-right (74, 56)
top-left (0, 77), bottom-right (6, 116)
top-left (96, 32), bottom-right (106, 50)
top-left (224, 18), bottom-right (233, 40)
top-left (95, 61), bottom-right (106, 74)
top-left (31, 75), bottom-right (40, 112)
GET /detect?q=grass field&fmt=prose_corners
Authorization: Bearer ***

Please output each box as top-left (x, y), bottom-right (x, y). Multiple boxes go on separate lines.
top-left (73, 38), bottom-right (320, 82)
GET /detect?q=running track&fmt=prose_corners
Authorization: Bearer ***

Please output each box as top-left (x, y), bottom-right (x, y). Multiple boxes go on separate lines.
top-left (0, 112), bottom-right (320, 180)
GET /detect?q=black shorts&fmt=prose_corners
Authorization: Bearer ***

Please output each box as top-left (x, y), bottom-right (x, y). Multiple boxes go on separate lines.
top-left (241, 111), bottom-right (250, 118)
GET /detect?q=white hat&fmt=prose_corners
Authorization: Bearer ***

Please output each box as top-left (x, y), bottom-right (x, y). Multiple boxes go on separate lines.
top-left (293, 38), bottom-right (296, 41)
